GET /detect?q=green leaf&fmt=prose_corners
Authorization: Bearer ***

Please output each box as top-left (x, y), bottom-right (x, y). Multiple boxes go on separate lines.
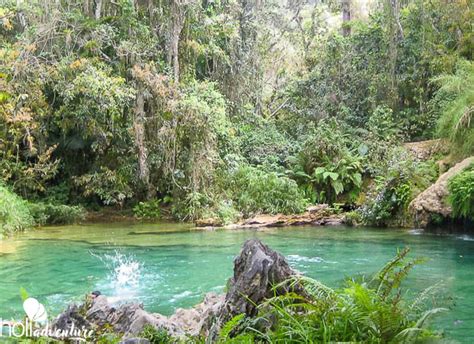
top-left (294, 171), bottom-right (312, 179)
top-left (20, 287), bottom-right (29, 301)
top-left (332, 180), bottom-right (344, 195)
top-left (324, 172), bottom-right (339, 181)
top-left (314, 167), bottom-right (326, 175)
top-left (358, 143), bottom-right (369, 156)
top-left (352, 172), bottom-right (362, 186)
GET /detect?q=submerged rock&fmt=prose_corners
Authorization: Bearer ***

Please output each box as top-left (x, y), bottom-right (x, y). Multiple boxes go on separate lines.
top-left (409, 156), bottom-right (474, 227)
top-left (53, 239), bottom-right (299, 340)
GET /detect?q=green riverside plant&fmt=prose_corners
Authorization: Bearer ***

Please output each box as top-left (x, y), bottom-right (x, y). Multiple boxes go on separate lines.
top-left (0, 185), bottom-right (34, 235)
top-left (448, 164), bottom-right (474, 220)
top-left (27, 202), bottom-right (86, 225)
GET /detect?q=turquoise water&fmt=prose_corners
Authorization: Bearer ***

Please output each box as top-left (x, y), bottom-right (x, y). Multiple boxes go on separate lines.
top-left (0, 223), bottom-right (473, 342)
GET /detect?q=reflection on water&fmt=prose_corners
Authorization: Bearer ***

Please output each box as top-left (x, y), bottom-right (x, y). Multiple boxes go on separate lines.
top-left (0, 222), bottom-right (473, 342)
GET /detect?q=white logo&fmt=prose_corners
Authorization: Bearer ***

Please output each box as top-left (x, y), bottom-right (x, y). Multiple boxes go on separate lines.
top-left (23, 298), bottom-right (48, 323)
top-left (0, 296), bottom-right (94, 341)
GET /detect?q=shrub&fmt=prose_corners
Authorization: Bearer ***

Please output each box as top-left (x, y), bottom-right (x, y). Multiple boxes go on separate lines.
top-left (228, 165), bottom-right (308, 216)
top-left (95, 333), bottom-right (122, 344)
top-left (173, 164), bottom-right (308, 222)
top-left (306, 156), bottom-right (362, 204)
top-left (238, 119), bottom-right (297, 167)
top-left (172, 192), bottom-right (213, 221)
top-left (214, 200), bottom-right (240, 225)
top-left (448, 164), bottom-right (474, 220)
top-left (361, 148), bottom-right (437, 227)
top-left (221, 248), bottom-right (447, 343)
top-left (289, 120), bottom-right (363, 204)
top-left (367, 105), bottom-right (402, 141)
top-left (74, 167), bottom-right (134, 207)
top-left (0, 185), bottom-right (34, 235)
top-left (27, 203), bottom-right (86, 225)
top-left (133, 200), bottom-right (161, 220)
top-left (139, 324), bottom-right (173, 344)
top-left (344, 210), bottom-right (362, 226)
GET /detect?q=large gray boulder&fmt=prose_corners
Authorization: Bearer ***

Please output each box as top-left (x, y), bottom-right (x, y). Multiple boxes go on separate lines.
top-left (217, 239), bottom-right (298, 322)
top-left (410, 156), bottom-right (474, 227)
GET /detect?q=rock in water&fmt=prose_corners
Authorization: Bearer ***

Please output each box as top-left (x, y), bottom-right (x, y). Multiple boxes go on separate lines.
top-left (218, 238), bottom-right (298, 321)
top-left (410, 156), bottom-right (474, 227)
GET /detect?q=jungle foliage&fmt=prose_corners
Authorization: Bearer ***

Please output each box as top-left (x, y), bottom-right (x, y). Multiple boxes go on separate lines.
top-left (0, 0), bottom-right (472, 229)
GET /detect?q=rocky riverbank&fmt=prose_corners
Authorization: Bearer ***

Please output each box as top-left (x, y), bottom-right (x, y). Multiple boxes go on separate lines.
top-left (195, 204), bottom-right (345, 230)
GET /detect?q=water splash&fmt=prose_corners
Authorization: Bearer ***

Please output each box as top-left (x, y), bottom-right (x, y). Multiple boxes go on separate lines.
top-left (90, 249), bottom-right (144, 303)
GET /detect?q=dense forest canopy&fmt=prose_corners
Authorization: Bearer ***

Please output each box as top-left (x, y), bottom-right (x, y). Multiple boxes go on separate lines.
top-left (0, 0), bottom-right (472, 231)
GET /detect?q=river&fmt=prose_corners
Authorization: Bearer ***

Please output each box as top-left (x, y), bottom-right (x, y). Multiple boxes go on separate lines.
top-left (0, 223), bottom-right (472, 342)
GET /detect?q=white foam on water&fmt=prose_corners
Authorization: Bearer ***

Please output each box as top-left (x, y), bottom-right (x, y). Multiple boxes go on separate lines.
top-left (287, 254), bottom-right (324, 263)
top-left (456, 235), bottom-right (474, 241)
top-left (169, 290), bottom-right (195, 303)
top-left (351, 258), bottom-right (370, 265)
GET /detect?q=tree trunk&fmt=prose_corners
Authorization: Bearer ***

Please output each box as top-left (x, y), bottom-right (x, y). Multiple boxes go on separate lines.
top-left (341, 0), bottom-right (351, 36)
top-left (83, 0), bottom-right (93, 17)
top-left (386, 0), bottom-right (403, 109)
top-left (95, 0), bottom-right (102, 19)
top-left (133, 86), bottom-right (153, 199)
top-left (16, 0), bottom-right (27, 30)
top-left (168, 0), bottom-right (185, 82)
top-left (390, 0), bottom-right (404, 40)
